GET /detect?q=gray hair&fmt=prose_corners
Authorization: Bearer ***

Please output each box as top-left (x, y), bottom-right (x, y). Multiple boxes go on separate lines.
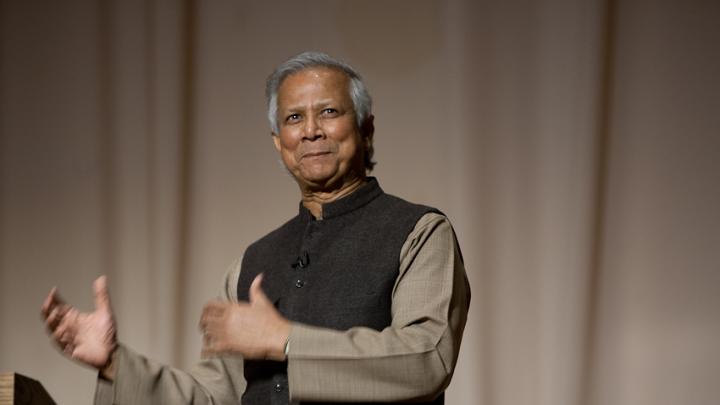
top-left (266, 51), bottom-right (375, 171)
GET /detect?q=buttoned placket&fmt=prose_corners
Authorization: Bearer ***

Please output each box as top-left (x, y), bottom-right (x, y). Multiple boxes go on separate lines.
top-left (270, 373), bottom-right (289, 405)
top-left (292, 220), bottom-right (320, 291)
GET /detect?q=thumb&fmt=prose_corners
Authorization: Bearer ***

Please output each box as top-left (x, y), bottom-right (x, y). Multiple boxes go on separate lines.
top-left (249, 274), bottom-right (270, 307)
top-left (93, 275), bottom-right (112, 312)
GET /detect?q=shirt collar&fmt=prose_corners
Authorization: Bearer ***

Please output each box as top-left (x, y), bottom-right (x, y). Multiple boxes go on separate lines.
top-left (299, 177), bottom-right (383, 221)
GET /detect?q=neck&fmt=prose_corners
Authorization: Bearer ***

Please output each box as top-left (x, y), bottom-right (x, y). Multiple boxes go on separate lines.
top-left (301, 176), bottom-right (367, 219)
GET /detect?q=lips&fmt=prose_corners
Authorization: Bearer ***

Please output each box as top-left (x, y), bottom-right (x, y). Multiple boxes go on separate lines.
top-left (300, 150), bottom-right (332, 159)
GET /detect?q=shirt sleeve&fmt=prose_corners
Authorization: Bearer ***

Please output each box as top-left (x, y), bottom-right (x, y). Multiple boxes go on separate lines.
top-left (286, 212), bottom-right (471, 402)
top-left (93, 259), bottom-right (246, 405)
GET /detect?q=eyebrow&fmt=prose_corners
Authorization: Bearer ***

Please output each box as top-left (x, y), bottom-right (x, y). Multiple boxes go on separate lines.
top-left (283, 99), bottom-right (337, 113)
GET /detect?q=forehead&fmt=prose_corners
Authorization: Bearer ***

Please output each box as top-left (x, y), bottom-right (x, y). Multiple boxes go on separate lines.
top-left (277, 67), bottom-right (351, 106)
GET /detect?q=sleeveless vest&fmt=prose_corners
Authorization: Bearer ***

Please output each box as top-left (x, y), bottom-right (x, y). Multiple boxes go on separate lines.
top-left (237, 178), bottom-right (444, 405)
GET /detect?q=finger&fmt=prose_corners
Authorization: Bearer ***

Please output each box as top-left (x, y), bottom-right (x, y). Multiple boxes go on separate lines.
top-left (63, 343), bottom-right (75, 357)
top-left (200, 301), bottom-right (226, 324)
top-left (202, 300), bottom-right (226, 312)
top-left (45, 307), bottom-right (60, 329)
top-left (203, 335), bottom-right (228, 356)
top-left (93, 275), bottom-right (112, 312)
top-left (201, 301), bottom-right (230, 319)
top-left (198, 315), bottom-right (208, 333)
top-left (53, 325), bottom-right (65, 341)
top-left (41, 287), bottom-right (56, 317)
top-left (55, 327), bottom-right (72, 344)
top-left (201, 332), bottom-right (217, 359)
top-left (202, 331), bottom-right (213, 347)
top-left (249, 274), bottom-right (270, 306)
top-left (56, 308), bottom-right (79, 338)
top-left (53, 310), bottom-right (77, 342)
top-left (41, 287), bottom-right (65, 318)
top-left (46, 305), bottom-right (70, 331)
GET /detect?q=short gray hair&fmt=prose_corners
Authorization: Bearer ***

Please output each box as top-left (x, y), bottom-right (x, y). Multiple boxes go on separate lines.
top-left (266, 51), bottom-right (375, 171)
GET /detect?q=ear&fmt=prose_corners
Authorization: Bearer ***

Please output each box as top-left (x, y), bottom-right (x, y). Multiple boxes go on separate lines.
top-left (272, 133), bottom-right (281, 152)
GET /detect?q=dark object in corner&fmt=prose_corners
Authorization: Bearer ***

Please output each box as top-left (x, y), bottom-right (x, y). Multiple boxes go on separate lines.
top-left (0, 373), bottom-right (56, 405)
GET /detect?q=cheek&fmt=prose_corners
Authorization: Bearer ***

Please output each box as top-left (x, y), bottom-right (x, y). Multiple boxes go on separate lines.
top-left (277, 133), bottom-right (301, 156)
top-left (338, 133), bottom-right (363, 157)
top-left (330, 123), bottom-right (361, 150)
top-left (280, 148), bottom-right (298, 168)
top-left (274, 136), bottom-right (297, 166)
top-left (338, 141), bottom-right (359, 159)
top-left (278, 133), bottom-right (298, 149)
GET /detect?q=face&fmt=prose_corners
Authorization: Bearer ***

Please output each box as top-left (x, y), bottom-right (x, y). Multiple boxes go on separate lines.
top-left (272, 67), bottom-right (371, 192)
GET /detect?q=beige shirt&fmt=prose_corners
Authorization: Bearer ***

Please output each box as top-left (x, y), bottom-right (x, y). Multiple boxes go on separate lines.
top-left (94, 212), bottom-right (470, 404)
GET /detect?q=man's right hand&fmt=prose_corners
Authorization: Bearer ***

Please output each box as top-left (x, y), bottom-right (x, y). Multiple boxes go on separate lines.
top-left (41, 276), bottom-right (118, 377)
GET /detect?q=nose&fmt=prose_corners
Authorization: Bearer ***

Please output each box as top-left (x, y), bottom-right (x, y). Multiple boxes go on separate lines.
top-left (302, 116), bottom-right (324, 141)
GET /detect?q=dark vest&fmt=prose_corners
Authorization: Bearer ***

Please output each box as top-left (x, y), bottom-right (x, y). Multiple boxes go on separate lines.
top-left (237, 178), bottom-right (444, 405)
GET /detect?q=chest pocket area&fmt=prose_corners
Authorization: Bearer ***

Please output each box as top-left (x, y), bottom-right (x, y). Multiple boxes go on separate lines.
top-left (303, 271), bottom-right (395, 331)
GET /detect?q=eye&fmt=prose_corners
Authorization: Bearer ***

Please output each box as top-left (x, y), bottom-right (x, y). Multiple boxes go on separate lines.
top-left (321, 108), bottom-right (338, 116)
top-left (286, 113), bottom-right (301, 123)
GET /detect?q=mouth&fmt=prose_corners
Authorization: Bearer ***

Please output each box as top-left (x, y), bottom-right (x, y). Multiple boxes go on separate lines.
top-left (300, 151), bottom-right (332, 159)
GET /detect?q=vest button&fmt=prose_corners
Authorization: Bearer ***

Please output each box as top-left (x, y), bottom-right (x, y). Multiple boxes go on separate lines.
top-left (274, 383), bottom-right (282, 392)
top-left (295, 279), bottom-right (305, 288)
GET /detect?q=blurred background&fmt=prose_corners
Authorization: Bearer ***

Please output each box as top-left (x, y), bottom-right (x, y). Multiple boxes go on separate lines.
top-left (1, 0), bottom-right (718, 404)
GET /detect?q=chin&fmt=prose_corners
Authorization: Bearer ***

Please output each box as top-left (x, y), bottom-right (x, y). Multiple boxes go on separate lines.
top-left (298, 166), bottom-right (338, 183)
top-left (299, 173), bottom-right (344, 189)
top-left (303, 175), bottom-right (337, 187)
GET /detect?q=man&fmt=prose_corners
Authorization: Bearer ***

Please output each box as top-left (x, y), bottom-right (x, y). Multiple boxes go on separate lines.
top-left (42, 51), bottom-right (470, 404)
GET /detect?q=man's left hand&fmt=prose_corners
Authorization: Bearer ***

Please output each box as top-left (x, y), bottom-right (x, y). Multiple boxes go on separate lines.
top-left (199, 274), bottom-right (290, 361)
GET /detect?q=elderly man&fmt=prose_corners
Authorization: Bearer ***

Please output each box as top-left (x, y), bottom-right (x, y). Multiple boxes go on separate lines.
top-left (42, 52), bottom-right (470, 404)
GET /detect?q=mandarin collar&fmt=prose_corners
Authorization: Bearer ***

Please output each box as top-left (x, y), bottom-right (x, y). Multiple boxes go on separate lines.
top-left (299, 177), bottom-right (383, 221)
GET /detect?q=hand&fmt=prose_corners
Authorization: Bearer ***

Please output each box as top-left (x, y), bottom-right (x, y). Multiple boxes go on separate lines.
top-left (41, 276), bottom-right (118, 373)
top-left (200, 274), bottom-right (290, 361)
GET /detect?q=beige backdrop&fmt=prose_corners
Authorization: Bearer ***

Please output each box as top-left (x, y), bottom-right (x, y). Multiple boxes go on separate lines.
top-left (1, 0), bottom-right (718, 404)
